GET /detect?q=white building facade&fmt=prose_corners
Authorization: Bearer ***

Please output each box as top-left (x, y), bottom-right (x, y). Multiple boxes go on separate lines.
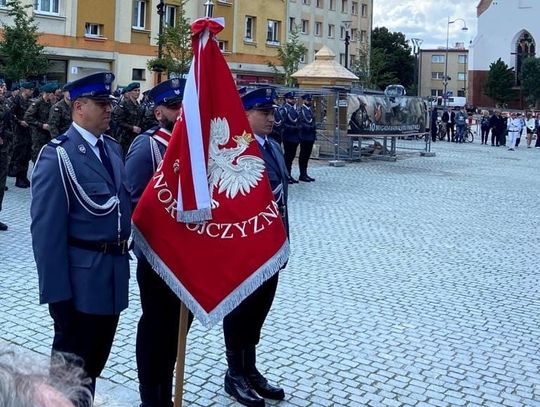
top-left (469, 0), bottom-right (538, 107)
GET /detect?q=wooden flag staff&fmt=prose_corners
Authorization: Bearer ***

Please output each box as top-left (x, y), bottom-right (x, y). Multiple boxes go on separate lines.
top-left (172, 3), bottom-right (215, 406)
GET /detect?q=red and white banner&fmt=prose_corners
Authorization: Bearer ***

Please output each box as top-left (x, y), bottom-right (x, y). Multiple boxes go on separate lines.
top-left (132, 18), bottom-right (290, 326)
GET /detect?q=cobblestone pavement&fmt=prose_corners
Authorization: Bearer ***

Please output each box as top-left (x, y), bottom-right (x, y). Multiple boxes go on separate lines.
top-left (1, 141), bottom-right (540, 407)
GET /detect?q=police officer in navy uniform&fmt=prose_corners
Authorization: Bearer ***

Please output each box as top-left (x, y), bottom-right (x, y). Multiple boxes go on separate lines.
top-left (125, 78), bottom-right (190, 407)
top-left (30, 72), bottom-right (131, 403)
top-left (222, 87), bottom-right (289, 407)
top-left (297, 93), bottom-right (316, 182)
top-left (280, 91), bottom-right (300, 184)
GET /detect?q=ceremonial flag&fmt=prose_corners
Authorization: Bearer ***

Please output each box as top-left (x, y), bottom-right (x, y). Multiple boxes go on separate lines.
top-left (132, 17), bottom-right (290, 326)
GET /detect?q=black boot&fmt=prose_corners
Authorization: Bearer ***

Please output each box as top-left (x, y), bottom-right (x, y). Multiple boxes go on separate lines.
top-left (224, 350), bottom-right (265, 407)
top-left (244, 347), bottom-right (285, 400)
top-left (139, 384), bottom-right (161, 407)
top-left (15, 176), bottom-right (30, 188)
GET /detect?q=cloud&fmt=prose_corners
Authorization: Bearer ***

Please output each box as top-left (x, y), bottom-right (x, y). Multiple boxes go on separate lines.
top-left (373, 0), bottom-right (478, 49)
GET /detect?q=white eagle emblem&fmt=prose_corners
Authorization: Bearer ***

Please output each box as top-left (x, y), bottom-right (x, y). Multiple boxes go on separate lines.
top-left (208, 117), bottom-right (265, 208)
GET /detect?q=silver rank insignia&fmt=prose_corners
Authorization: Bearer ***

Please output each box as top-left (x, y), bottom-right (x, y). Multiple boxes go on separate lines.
top-left (78, 144), bottom-right (86, 154)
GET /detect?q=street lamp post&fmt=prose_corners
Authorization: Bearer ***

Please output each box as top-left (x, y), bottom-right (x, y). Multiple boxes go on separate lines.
top-left (411, 38), bottom-right (423, 96)
top-left (156, 0), bottom-right (165, 83)
top-left (443, 17), bottom-right (468, 108)
top-left (343, 20), bottom-right (352, 70)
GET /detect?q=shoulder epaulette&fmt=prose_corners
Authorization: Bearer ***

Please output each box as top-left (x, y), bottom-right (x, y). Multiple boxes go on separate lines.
top-left (104, 134), bottom-right (119, 143)
top-left (47, 134), bottom-right (68, 147)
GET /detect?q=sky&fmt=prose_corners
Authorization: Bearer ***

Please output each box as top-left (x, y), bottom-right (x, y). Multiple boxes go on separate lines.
top-left (372, 0), bottom-right (478, 51)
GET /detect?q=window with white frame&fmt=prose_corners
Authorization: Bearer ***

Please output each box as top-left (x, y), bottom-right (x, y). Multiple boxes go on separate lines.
top-left (315, 22), bottom-right (322, 36)
top-left (431, 89), bottom-right (443, 97)
top-left (245, 16), bottom-right (255, 41)
top-left (361, 3), bottom-right (367, 17)
top-left (301, 19), bottom-right (309, 34)
top-left (300, 52), bottom-right (306, 63)
top-left (85, 23), bottom-right (103, 37)
top-left (218, 40), bottom-right (228, 52)
top-left (431, 54), bottom-right (445, 63)
top-left (329, 0), bottom-right (335, 10)
top-left (316, 0), bottom-right (323, 7)
top-left (360, 30), bottom-right (367, 43)
top-left (457, 72), bottom-right (466, 81)
top-left (352, 1), bottom-right (358, 15)
top-left (458, 54), bottom-right (468, 64)
top-left (432, 72), bottom-right (444, 80)
top-left (340, 26), bottom-right (345, 40)
top-left (0, 0), bottom-right (7, 8)
top-left (302, 0), bottom-right (310, 4)
top-left (132, 68), bottom-right (146, 81)
top-left (351, 28), bottom-right (357, 41)
top-left (341, 0), bottom-right (348, 12)
top-left (36, 0), bottom-right (59, 14)
top-left (133, 0), bottom-right (147, 29)
top-left (339, 53), bottom-right (345, 65)
top-left (289, 17), bottom-right (295, 32)
top-left (267, 19), bottom-right (279, 44)
top-left (328, 24), bottom-right (335, 38)
top-left (165, 5), bottom-right (177, 27)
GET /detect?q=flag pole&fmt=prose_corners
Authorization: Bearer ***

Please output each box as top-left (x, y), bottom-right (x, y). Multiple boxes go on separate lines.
top-left (172, 4), bottom-right (214, 406)
top-left (173, 302), bottom-right (190, 407)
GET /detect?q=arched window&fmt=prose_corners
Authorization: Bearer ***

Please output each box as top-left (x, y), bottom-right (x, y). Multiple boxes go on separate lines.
top-left (515, 31), bottom-right (535, 85)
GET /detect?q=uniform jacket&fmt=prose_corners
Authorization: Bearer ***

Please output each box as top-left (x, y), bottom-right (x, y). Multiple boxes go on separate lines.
top-left (269, 107), bottom-right (284, 143)
top-left (125, 126), bottom-right (165, 258)
top-left (259, 137), bottom-right (289, 235)
top-left (112, 98), bottom-right (141, 141)
top-left (30, 125), bottom-right (132, 315)
top-left (298, 104), bottom-right (317, 142)
top-left (281, 102), bottom-right (300, 143)
top-left (48, 99), bottom-right (72, 137)
top-left (24, 97), bottom-right (52, 139)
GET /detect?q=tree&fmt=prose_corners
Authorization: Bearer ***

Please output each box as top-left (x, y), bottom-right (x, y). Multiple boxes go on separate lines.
top-left (0, 0), bottom-right (48, 82)
top-left (268, 26), bottom-right (307, 86)
top-left (520, 57), bottom-right (540, 108)
top-left (483, 58), bottom-right (516, 106)
top-left (368, 27), bottom-right (415, 91)
top-left (147, 0), bottom-right (192, 78)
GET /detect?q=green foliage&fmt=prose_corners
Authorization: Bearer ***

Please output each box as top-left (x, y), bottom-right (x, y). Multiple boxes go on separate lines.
top-left (268, 26), bottom-right (307, 86)
top-left (368, 27), bottom-right (415, 91)
top-left (147, 0), bottom-right (192, 78)
top-left (483, 58), bottom-right (516, 105)
top-left (520, 57), bottom-right (540, 108)
top-left (0, 0), bottom-right (48, 81)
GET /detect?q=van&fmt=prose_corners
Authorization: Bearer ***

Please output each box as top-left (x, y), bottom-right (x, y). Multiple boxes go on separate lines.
top-left (436, 96), bottom-right (466, 109)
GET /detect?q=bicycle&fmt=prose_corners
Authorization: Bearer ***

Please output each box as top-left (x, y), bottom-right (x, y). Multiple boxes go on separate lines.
top-left (464, 126), bottom-right (474, 143)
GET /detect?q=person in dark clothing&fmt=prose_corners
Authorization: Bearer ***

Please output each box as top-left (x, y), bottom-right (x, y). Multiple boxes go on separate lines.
top-left (480, 110), bottom-right (491, 145)
top-left (297, 93), bottom-right (317, 181)
top-left (430, 107), bottom-right (438, 142)
top-left (441, 108), bottom-right (450, 142)
top-left (489, 110), bottom-right (505, 147)
top-left (280, 92), bottom-right (300, 184)
top-left (448, 110), bottom-right (456, 142)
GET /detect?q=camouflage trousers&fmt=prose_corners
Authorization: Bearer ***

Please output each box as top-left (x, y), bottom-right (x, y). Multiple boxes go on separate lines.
top-left (0, 137), bottom-right (13, 211)
top-left (31, 130), bottom-right (52, 163)
top-left (9, 126), bottom-right (31, 179)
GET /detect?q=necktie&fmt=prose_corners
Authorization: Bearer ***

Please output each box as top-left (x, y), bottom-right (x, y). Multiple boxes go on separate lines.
top-left (96, 138), bottom-right (115, 184)
top-left (263, 138), bottom-right (276, 163)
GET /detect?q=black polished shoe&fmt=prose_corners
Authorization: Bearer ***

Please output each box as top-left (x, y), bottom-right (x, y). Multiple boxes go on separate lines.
top-left (306, 175), bottom-right (315, 182)
top-left (0, 221), bottom-right (7, 231)
top-left (15, 178), bottom-right (30, 188)
top-left (247, 370), bottom-right (285, 401)
top-left (224, 370), bottom-right (265, 407)
top-left (288, 177), bottom-right (298, 184)
top-left (298, 175), bottom-right (312, 182)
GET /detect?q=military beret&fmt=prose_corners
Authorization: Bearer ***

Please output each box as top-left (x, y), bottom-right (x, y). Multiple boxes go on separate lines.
top-left (64, 71), bottom-right (115, 101)
top-left (242, 87), bottom-right (279, 111)
top-left (11, 84), bottom-right (20, 91)
top-left (148, 78), bottom-right (186, 107)
top-left (20, 82), bottom-right (35, 90)
top-left (124, 82), bottom-right (141, 92)
top-left (41, 83), bottom-right (57, 93)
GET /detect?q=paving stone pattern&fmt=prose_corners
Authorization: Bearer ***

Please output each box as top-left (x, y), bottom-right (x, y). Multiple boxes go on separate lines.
top-left (1, 141), bottom-right (539, 406)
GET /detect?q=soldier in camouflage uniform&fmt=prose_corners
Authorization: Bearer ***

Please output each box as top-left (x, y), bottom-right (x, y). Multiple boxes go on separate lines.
top-left (48, 85), bottom-right (72, 138)
top-left (138, 90), bottom-right (158, 132)
top-left (7, 81), bottom-right (34, 188)
top-left (112, 82), bottom-right (141, 155)
top-left (0, 80), bottom-right (10, 230)
top-left (24, 83), bottom-right (56, 163)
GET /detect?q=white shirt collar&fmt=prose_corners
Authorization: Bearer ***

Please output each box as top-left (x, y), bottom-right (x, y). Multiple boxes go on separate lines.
top-left (254, 134), bottom-right (266, 147)
top-left (72, 122), bottom-right (105, 160)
